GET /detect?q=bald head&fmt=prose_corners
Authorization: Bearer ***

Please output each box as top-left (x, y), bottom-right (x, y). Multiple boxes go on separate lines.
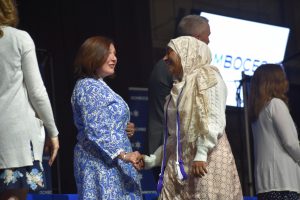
top-left (176, 15), bottom-right (211, 44)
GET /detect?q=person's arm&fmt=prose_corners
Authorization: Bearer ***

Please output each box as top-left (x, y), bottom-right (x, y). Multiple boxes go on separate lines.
top-left (21, 31), bottom-right (59, 138)
top-left (194, 75), bottom-right (227, 162)
top-left (143, 145), bottom-right (163, 169)
top-left (20, 31), bottom-right (59, 166)
top-left (192, 74), bottom-right (227, 176)
top-left (143, 133), bottom-right (176, 169)
top-left (271, 98), bottom-right (300, 163)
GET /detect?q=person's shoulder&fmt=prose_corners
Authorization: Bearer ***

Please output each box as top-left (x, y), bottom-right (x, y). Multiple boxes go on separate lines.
top-left (4, 27), bottom-right (35, 50)
top-left (267, 98), bottom-right (288, 113)
top-left (269, 98), bottom-right (285, 106)
top-left (154, 59), bottom-right (165, 67)
top-left (151, 59), bottom-right (166, 73)
top-left (150, 58), bottom-right (172, 81)
top-left (76, 78), bottom-right (100, 87)
top-left (77, 78), bottom-right (108, 91)
top-left (4, 27), bottom-right (32, 40)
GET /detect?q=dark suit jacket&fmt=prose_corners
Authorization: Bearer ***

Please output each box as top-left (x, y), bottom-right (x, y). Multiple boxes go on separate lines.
top-left (147, 59), bottom-right (173, 154)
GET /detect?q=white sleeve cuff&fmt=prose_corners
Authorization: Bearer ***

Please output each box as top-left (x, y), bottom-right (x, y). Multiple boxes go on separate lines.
top-left (144, 145), bottom-right (163, 169)
top-left (113, 149), bottom-right (125, 160)
top-left (193, 147), bottom-right (208, 162)
top-left (193, 136), bottom-right (210, 162)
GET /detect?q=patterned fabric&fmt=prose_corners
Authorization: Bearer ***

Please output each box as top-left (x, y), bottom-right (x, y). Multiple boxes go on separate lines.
top-left (160, 134), bottom-right (243, 200)
top-left (166, 36), bottom-right (228, 161)
top-left (0, 161), bottom-right (44, 192)
top-left (168, 36), bottom-right (214, 80)
top-left (71, 78), bottom-right (142, 200)
top-left (257, 191), bottom-right (300, 200)
top-left (168, 36), bottom-right (222, 142)
top-left (157, 36), bottom-right (243, 199)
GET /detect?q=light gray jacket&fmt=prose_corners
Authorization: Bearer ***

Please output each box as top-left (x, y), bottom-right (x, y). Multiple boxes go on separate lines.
top-left (252, 98), bottom-right (300, 194)
top-left (0, 26), bottom-right (59, 169)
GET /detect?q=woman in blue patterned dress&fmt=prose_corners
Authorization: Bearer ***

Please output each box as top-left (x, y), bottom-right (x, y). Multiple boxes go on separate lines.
top-left (71, 36), bottom-right (143, 200)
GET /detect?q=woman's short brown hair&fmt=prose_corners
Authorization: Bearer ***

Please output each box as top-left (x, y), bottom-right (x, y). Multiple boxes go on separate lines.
top-left (74, 36), bottom-right (114, 79)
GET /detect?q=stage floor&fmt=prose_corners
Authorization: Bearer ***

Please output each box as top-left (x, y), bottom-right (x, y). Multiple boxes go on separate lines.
top-left (27, 194), bottom-right (258, 200)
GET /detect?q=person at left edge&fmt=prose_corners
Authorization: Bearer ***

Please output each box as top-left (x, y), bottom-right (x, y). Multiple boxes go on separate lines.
top-left (0, 0), bottom-right (59, 199)
top-left (71, 36), bottom-right (143, 200)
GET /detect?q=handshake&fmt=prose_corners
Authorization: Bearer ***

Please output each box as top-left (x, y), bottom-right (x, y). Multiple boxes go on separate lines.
top-left (124, 122), bottom-right (162, 170)
top-left (118, 146), bottom-right (163, 171)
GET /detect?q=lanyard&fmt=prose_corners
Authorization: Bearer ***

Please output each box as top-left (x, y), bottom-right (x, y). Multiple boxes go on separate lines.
top-left (157, 84), bottom-right (188, 194)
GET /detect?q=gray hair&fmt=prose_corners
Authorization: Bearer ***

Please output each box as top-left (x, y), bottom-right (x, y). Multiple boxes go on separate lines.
top-left (176, 15), bottom-right (209, 37)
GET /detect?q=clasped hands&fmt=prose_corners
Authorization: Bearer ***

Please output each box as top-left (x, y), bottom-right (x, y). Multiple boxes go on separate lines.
top-left (125, 122), bottom-right (208, 175)
top-left (121, 151), bottom-right (208, 178)
top-left (119, 151), bottom-right (144, 170)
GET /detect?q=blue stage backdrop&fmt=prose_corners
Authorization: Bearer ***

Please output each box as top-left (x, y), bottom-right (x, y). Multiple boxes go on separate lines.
top-left (128, 87), bottom-right (157, 194)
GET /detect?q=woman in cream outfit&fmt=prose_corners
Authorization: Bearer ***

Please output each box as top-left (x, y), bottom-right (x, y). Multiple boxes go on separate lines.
top-left (145, 36), bottom-right (243, 200)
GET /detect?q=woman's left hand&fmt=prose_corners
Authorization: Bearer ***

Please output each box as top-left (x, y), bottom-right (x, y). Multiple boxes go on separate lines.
top-left (126, 122), bottom-right (135, 138)
top-left (192, 161), bottom-right (208, 177)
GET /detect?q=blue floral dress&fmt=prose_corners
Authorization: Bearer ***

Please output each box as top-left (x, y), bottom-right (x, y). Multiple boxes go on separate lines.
top-left (71, 78), bottom-right (142, 200)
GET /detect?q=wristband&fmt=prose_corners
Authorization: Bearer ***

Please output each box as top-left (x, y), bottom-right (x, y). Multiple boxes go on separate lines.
top-left (122, 152), bottom-right (127, 161)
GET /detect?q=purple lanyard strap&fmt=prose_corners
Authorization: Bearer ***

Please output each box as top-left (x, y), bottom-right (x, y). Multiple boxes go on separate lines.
top-left (157, 85), bottom-right (188, 194)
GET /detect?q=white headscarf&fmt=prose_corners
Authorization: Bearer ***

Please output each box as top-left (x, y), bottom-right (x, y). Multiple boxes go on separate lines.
top-left (167, 36), bottom-right (220, 142)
